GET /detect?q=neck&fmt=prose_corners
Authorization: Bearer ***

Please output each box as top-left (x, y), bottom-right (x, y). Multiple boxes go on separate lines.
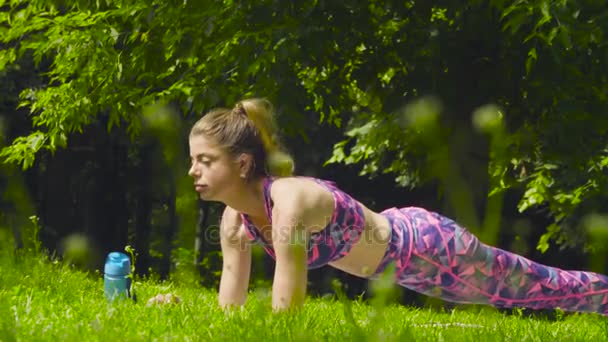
top-left (221, 177), bottom-right (267, 219)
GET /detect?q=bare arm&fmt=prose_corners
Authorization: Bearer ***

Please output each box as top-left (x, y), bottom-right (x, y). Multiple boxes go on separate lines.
top-left (271, 191), bottom-right (309, 311)
top-left (218, 206), bottom-right (251, 309)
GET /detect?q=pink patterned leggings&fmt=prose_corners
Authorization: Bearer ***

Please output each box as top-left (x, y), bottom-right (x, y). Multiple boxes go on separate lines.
top-left (374, 207), bottom-right (608, 315)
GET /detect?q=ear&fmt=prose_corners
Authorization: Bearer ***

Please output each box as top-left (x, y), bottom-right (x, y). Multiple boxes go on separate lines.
top-left (236, 153), bottom-right (254, 178)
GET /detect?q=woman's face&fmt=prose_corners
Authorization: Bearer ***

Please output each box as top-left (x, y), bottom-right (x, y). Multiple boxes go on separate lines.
top-left (188, 134), bottom-right (242, 202)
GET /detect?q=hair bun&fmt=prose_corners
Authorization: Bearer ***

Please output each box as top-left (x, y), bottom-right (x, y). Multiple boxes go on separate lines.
top-left (233, 103), bottom-right (248, 117)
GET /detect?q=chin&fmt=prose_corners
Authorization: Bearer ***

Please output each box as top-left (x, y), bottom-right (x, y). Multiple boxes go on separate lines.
top-left (198, 191), bottom-right (221, 203)
top-left (198, 192), bottom-right (213, 201)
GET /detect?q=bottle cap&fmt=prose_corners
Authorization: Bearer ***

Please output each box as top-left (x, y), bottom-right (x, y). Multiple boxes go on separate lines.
top-left (104, 252), bottom-right (131, 276)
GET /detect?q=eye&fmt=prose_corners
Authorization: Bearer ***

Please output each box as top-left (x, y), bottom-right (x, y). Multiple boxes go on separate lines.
top-left (190, 156), bottom-right (207, 166)
top-left (191, 154), bottom-right (214, 167)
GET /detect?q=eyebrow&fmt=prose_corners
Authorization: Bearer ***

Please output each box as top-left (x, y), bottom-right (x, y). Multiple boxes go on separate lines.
top-left (191, 153), bottom-right (217, 159)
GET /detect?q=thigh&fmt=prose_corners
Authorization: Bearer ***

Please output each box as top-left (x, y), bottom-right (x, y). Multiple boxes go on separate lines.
top-left (394, 208), bottom-right (490, 300)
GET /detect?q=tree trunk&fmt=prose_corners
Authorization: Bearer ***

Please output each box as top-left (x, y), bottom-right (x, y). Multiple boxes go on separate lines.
top-left (133, 143), bottom-right (153, 277)
top-left (159, 175), bottom-right (177, 280)
top-left (10, 215), bottom-right (24, 250)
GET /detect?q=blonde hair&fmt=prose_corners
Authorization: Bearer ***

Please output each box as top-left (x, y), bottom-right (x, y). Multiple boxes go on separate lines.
top-left (190, 98), bottom-right (294, 179)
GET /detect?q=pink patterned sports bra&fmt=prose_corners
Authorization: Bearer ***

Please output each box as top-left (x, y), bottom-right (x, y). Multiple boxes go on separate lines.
top-left (240, 177), bottom-right (366, 269)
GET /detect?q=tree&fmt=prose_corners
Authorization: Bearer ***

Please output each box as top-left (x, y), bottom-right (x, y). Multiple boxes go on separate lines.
top-left (1, 0), bottom-right (607, 262)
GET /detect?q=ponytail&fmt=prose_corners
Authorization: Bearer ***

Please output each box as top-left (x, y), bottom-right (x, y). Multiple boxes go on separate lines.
top-left (237, 98), bottom-right (295, 177)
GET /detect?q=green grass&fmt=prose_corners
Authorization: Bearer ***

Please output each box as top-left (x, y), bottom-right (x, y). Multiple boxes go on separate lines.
top-left (1, 245), bottom-right (608, 341)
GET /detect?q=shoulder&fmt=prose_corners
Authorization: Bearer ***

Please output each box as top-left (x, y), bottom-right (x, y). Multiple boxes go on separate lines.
top-left (268, 176), bottom-right (330, 214)
top-left (269, 177), bottom-right (313, 200)
top-left (220, 206), bottom-right (243, 232)
top-left (220, 205), bottom-right (252, 244)
top-left (219, 206), bottom-right (250, 247)
top-left (221, 205), bottom-right (242, 220)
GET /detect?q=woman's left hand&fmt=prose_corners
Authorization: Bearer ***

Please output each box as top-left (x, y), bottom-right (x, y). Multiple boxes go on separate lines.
top-left (146, 293), bottom-right (182, 306)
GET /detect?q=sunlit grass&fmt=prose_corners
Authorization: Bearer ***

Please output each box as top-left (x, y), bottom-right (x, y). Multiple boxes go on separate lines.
top-left (1, 241), bottom-right (607, 341)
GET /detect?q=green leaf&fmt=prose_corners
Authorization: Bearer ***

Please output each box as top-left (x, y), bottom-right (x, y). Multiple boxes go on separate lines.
top-left (0, 48), bottom-right (16, 71)
top-left (536, 223), bottom-right (560, 253)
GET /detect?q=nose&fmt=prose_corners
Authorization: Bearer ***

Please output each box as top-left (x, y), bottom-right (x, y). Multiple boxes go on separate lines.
top-left (188, 162), bottom-right (199, 178)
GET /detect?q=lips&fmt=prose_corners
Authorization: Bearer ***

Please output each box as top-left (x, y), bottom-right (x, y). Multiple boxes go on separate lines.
top-left (194, 184), bottom-right (207, 192)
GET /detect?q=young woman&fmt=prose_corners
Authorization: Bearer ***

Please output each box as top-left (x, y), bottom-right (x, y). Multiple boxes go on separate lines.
top-left (188, 98), bottom-right (608, 315)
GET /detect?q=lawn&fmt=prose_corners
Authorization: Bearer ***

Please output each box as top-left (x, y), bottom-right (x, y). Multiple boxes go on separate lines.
top-left (1, 241), bottom-right (607, 341)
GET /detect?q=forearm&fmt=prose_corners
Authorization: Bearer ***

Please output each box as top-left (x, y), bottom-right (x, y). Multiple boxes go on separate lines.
top-left (272, 228), bottom-right (308, 311)
top-left (217, 253), bottom-right (251, 308)
top-left (272, 262), bottom-right (307, 310)
top-left (218, 275), bottom-right (248, 308)
top-left (217, 207), bottom-right (251, 310)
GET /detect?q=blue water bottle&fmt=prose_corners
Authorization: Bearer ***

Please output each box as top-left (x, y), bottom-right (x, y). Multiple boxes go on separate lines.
top-left (104, 252), bottom-right (132, 302)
